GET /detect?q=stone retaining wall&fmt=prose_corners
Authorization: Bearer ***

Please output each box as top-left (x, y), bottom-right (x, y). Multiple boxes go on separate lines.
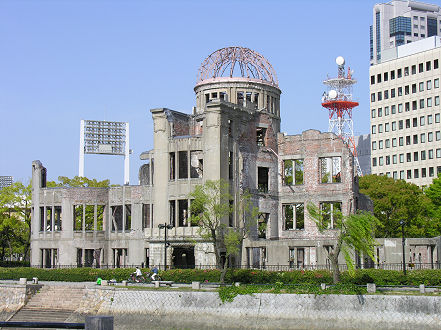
top-left (71, 287), bottom-right (441, 329)
top-left (0, 284), bottom-right (27, 321)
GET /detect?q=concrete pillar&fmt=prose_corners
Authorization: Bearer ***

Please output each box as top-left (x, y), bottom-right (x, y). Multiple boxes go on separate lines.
top-left (43, 206), bottom-right (47, 233)
top-left (192, 281), bottom-right (201, 289)
top-left (367, 283), bottom-right (376, 293)
top-left (85, 316), bottom-right (114, 330)
top-left (42, 249), bottom-right (46, 268)
top-left (419, 284), bottom-right (425, 293)
top-left (51, 205), bottom-right (54, 234)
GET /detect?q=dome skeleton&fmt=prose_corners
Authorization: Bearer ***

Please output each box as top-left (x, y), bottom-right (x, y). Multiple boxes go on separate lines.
top-left (197, 47), bottom-right (278, 87)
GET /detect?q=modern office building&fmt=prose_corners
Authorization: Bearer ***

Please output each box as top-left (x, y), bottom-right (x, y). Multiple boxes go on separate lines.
top-left (370, 36), bottom-right (441, 186)
top-left (371, 0), bottom-right (441, 65)
top-left (0, 176), bottom-right (13, 189)
top-left (355, 135), bottom-right (372, 175)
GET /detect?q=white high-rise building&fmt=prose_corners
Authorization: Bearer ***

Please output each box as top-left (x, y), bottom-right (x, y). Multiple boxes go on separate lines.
top-left (369, 36), bottom-right (441, 186)
top-left (371, 0), bottom-right (441, 65)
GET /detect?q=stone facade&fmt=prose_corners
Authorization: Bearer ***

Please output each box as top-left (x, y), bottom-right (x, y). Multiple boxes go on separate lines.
top-left (30, 47), bottom-right (438, 269)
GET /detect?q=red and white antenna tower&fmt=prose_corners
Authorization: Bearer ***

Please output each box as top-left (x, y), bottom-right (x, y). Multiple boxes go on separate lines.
top-left (322, 56), bottom-right (362, 177)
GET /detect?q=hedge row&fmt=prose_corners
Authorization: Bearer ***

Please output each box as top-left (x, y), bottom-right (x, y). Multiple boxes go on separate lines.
top-left (0, 261), bottom-right (30, 268)
top-left (0, 267), bottom-right (441, 286)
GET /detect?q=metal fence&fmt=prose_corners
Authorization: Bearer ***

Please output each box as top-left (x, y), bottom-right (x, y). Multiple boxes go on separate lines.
top-left (25, 262), bottom-right (441, 271)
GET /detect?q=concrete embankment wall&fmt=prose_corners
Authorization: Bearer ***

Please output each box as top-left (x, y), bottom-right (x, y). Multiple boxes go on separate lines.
top-left (71, 287), bottom-right (441, 329)
top-left (1, 284), bottom-right (440, 329)
top-left (0, 284), bottom-right (27, 321)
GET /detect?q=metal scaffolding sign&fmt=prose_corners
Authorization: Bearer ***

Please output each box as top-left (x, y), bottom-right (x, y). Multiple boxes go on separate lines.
top-left (79, 119), bottom-right (130, 184)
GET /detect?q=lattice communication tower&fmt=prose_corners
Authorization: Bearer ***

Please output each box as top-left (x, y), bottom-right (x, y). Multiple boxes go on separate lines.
top-left (322, 56), bottom-right (362, 177)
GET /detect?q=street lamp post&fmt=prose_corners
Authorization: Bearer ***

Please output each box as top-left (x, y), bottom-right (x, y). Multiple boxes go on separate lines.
top-left (158, 223), bottom-right (173, 270)
top-left (400, 220), bottom-right (406, 275)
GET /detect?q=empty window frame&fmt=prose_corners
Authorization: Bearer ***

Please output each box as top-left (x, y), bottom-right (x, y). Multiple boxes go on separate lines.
top-left (257, 167), bottom-right (269, 193)
top-left (320, 202), bottom-right (342, 229)
top-left (96, 205), bottom-right (104, 231)
top-left (178, 151), bottom-right (188, 179)
top-left (112, 248), bottom-right (128, 268)
top-left (319, 157), bottom-right (342, 183)
top-left (178, 199), bottom-right (188, 227)
top-left (124, 205), bottom-right (131, 231)
top-left (84, 205), bottom-right (95, 231)
top-left (190, 150), bottom-right (203, 178)
top-left (169, 152), bottom-right (176, 180)
top-left (283, 159), bottom-right (304, 185)
top-left (111, 205), bottom-right (123, 232)
top-left (142, 204), bottom-right (152, 229)
top-left (283, 203), bottom-right (304, 230)
top-left (45, 207), bottom-right (52, 232)
top-left (258, 213), bottom-right (269, 238)
top-left (256, 127), bottom-right (266, 146)
top-left (237, 92), bottom-right (244, 106)
top-left (73, 205), bottom-right (83, 231)
top-left (54, 206), bottom-right (62, 231)
top-left (169, 200), bottom-right (176, 227)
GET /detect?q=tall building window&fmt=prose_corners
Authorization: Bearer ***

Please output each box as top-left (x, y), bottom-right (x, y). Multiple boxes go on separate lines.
top-left (376, 12), bottom-right (381, 61)
top-left (428, 17), bottom-right (437, 37)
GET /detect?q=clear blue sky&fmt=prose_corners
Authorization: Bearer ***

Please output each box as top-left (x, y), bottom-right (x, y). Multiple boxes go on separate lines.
top-left (0, 0), bottom-right (382, 185)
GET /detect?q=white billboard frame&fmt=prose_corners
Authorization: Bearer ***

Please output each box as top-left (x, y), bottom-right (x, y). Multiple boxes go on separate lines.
top-left (79, 119), bottom-right (130, 184)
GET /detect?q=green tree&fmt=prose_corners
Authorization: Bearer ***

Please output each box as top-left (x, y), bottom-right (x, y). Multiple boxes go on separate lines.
top-left (47, 176), bottom-right (111, 188)
top-left (359, 174), bottom-right (436, 237)
top-left (307, 203), bottom-right (379, 284)
top-left (0, 182), bottom-right (32, 260)
top-left (189, 179), bottom-right (258, 282)
top-left (48, 176), bottom-right (110, 231)
top-left (425, 173), bottom-right (441, 229)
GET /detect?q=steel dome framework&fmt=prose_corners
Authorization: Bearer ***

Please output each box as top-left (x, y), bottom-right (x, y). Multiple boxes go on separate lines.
top-left (196, 47), bottom-right (278, 87)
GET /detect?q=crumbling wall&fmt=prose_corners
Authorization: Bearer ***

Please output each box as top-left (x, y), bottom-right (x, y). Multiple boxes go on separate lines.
top-left (277, 129), bottom-right (355, 241)
top-left (165, 110), bottom-right (191, 137)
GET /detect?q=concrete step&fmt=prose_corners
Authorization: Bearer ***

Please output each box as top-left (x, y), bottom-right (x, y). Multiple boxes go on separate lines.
top-left (23, 286), bottom-right (86, 310)
top-left (4, 285), bottom-right (85, 329)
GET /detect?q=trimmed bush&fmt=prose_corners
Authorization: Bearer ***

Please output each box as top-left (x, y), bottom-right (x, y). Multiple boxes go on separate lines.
top-left (0, 267), bottom-right (440, 286)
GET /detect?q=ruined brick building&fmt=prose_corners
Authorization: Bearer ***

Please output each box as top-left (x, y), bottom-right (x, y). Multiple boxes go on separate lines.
top-left (31, 47), bottom-right (439, 269)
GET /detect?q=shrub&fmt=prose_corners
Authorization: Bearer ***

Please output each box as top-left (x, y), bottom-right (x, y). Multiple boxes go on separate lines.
top-left (0, 267), bottom-right (440, 286)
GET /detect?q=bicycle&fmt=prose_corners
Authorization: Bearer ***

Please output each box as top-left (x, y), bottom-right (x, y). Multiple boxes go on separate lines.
top-left (127, 273), bottom-right (146, 283)
top-left (146, 272), bottom-right (162, 282)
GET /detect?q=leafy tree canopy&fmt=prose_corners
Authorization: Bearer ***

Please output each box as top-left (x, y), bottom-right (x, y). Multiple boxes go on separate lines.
top-left (189, 179), bottom-right (258, 282)
top-left (359, 174), bottom-right (437, 238)
top-left (0, 182), bottom-right (32, 260)
top-left (47, 176), bottom-right (111, 188)
top-left (307, 203), bottom-right (379, 284)
top-left (425, 173), bottom-right (441, 223)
